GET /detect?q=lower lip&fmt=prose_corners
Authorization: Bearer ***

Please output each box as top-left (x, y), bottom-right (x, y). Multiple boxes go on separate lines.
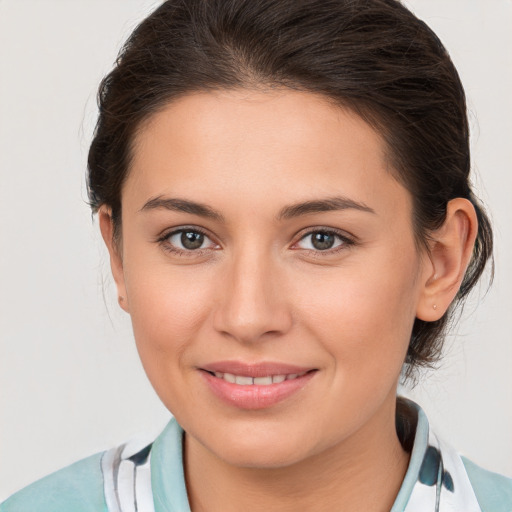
top-left (200, 371), bottom-right (317, 410)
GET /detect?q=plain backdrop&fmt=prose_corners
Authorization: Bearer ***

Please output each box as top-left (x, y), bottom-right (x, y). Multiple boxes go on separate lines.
top-left (0, 0), bottom-right (511, 501)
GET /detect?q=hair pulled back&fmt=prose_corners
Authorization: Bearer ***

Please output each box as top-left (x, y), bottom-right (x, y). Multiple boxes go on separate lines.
top-left (87, 0), bottom-right (493, 380)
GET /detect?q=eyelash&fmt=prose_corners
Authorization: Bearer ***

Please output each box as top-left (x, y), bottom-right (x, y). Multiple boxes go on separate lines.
top-left (157, 226), bottom-right (216, 258)
top-left (294, 228), bottom-right (355, 257)
top-left (156, 226), bottom-right (355, 258)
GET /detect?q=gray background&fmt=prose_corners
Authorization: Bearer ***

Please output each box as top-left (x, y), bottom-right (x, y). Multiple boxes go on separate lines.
top-left (1, 0), bottom-right (511, 500)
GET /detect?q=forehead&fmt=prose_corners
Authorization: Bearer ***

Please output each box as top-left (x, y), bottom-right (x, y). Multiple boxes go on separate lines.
top-left (125, 89), bottom-right (411, 221)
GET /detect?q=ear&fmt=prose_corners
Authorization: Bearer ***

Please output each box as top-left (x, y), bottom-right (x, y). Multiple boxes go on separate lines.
top-left (416, 198), bottom-right (478, 322)
top-left (98, 206), bottom-right (129, 313)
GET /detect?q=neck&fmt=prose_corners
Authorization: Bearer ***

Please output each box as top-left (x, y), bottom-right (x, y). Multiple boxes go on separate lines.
top-left (184, 395), bottom-right (410, 512)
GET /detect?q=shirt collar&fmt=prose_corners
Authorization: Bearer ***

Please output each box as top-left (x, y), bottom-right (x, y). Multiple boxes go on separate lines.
top-left (394, 398), bottom-right (481, 512)
top-left (151, 418), bottom-right (190, 512)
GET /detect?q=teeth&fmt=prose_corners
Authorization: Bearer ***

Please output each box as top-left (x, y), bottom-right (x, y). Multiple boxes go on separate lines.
top-left (223, 372), bottom-right (236, 383)
top-left (235, 375), bottom-right (254, 385)
top-left (211, 371), bottom-right (308, 385)
top-left (254, 376), bottom-right (273, 385)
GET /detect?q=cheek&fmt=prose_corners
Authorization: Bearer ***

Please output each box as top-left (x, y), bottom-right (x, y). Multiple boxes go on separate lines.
top-left (122, 253), bottom-right (216, 373)
top-left (123, 262), bottom-right (221, 415)
top-left (293, 253), bottom-right (419, 380)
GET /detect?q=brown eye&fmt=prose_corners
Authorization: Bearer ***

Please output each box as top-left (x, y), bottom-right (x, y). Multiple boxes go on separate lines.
top-left (180, 231), bottom-right (204, 250)
top-left (310, 232), bottom-right (336, 250)
top-left (165, 229), bottom-right (214, 251)
top-left (295, 230), bottom-right (351, 253)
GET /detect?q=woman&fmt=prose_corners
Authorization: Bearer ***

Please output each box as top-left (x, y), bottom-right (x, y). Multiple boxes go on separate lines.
top-left (1, 0), bottom-right (511, 511)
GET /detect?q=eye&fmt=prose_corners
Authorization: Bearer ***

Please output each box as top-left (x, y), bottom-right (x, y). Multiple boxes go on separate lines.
top-left (159, 227), bottom-right (218, 255)
top-left (169, 230), bottom-right (207, 250)
top-left (295, 230), bottom-right (352, 252)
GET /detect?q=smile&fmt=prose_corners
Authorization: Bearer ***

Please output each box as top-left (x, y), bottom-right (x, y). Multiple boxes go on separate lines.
top-left (209, 371), bottom-right (309, 386)
top-left (199, 363), bottom-right (317, 409)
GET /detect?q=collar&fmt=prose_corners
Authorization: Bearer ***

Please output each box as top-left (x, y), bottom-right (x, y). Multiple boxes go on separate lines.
top-left (393, 398), bottom-right (481, 511)
top-left (101, 398), bottom-right (481, 512)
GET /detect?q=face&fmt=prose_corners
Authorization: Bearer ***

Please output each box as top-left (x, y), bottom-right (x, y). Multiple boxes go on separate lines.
top-left (108, 89), bottom-right (432, 468)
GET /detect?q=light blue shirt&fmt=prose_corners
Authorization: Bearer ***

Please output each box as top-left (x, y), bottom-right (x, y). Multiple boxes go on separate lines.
top-left (2, 399), bottom-right (511, 511)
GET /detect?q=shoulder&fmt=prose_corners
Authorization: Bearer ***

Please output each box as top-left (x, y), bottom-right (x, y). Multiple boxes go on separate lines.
top-left (0, 451), bottom-right (108, 512)
top-left (462, 456), bottom-right (512, 512)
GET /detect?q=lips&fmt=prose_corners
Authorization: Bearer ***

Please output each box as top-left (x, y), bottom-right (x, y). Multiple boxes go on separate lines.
top-left (199, 361), bottom-right (317, 410)
top-left (200, 360), bottom-right (313, 378)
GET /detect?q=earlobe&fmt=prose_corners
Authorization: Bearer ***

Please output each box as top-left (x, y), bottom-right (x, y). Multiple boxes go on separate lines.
top-left (98, 206), bottom-right (129, 313)
top-left (416, 198), bottom-right (478, 322)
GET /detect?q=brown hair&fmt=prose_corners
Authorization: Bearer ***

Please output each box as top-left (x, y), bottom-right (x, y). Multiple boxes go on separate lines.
top-left (87, 0), bottom-right (493, 380)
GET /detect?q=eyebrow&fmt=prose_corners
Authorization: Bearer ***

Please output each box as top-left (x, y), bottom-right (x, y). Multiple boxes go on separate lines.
top-left (140, 196), bottom-right (225, 221)
top-left (140, 195), bottom-right (375, 221)
top-left (276, 196), bottom-right (375, 220)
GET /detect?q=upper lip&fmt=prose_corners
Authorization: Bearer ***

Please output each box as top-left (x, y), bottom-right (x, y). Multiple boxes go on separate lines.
top-left (200, 361), bottom-right (315, 378)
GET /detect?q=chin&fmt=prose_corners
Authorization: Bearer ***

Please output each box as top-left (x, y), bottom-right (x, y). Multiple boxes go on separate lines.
top-left (197, 423), bottom-right (320, 469)
top-left (219, 443), bottom-right (308, 469)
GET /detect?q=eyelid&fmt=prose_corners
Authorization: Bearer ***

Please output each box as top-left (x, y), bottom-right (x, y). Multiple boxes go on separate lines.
top-left (291, 227), bottom-right (356, 253)
top-left (156, 225), bottom-right (220, 256)
top-left (157, 225), bottom-right (211, 241)
top-left (155, 225), bottom-right (356, 258)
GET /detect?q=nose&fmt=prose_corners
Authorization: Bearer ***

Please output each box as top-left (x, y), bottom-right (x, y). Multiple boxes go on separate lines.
top-left (212, 247), bottom-right (293, 344)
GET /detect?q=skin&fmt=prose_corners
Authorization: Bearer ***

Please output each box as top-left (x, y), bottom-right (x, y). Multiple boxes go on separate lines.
top-left (100, 89), bottom-right (477, 511)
